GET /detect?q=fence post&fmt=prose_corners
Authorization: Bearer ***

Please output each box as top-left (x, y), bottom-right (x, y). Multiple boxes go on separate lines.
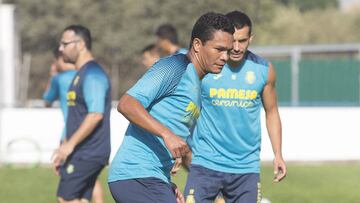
top-left (291, 48), bottom-right (301, 106)
top-left (18, 53), bottom-right (31, 106)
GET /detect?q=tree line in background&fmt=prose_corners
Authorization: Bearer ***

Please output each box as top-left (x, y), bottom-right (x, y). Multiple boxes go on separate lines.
top-left (3, 0), bottom-right (360, 100)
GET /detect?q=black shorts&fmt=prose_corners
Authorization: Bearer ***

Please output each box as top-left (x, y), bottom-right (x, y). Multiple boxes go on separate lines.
top-left (57, 157), bottom-right (105, 201)
top-left (109, 177), bottom-right (177, 203)
top-left (184, 164), bottom-right (261, 203)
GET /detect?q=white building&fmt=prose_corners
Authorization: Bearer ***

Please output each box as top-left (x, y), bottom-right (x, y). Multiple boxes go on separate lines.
top-left (339, 0), bottom-right (360, 12)
top-left (0, 4), bottom-right (16, 108)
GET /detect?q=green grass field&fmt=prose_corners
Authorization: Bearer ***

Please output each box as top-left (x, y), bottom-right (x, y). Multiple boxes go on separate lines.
top-left (0, 163), bottom-right (359, 203)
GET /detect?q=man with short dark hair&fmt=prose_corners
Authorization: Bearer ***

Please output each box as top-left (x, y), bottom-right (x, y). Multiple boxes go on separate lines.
top-left (52, 25), bottom-right (111, 203)
top-left (108, 12), bottom-right (234, 203)
top-left (141, 43), bottom-right (160, 68)
top-left (184, 11), bottom-right (287, 203)
top-left (155, 24), bottom-right (188, 55)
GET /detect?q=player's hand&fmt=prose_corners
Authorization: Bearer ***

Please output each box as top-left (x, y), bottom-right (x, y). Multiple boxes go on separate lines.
top-left (49, 63), bottom-right (58, 77)
top-left (162, 132), bottom-right (190, 159)
top-left (171, 182), bottom-right (185, 203)
top-left (273, 156), bottom-right (286, 182)
top-left (171, 157), bottom-right (182, 175)
top-left (52, 156), bottom-right (61, 176)
top-left (51, 142), bottom-right (75, 169)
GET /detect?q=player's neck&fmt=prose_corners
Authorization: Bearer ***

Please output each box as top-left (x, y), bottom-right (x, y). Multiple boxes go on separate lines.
top-left (188, 51), bottom-right (206, 79)
top-left (76, 51), bottom-right (94, 70)
top-left (227, 59), bottom-right (244, 68)
top-left (168, 44), bottom-right (180, 55)
top-left (61, 66), bottom-right (75, 72)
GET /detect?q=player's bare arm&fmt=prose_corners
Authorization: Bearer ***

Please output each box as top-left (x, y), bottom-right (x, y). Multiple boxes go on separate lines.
top-left (118, 94), bottom-right (190, 159)
top-left (262, 63), bottom-right (287, 182)
top-left (52, 112), bottom-right (103, 165)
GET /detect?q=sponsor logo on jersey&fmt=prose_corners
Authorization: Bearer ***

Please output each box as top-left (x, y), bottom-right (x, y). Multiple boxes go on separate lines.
top-left (209, 88), bottom-right (258, 108)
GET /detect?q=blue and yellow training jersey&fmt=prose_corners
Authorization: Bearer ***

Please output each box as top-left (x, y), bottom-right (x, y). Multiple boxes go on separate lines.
top-left (43, 69), bottom-right (77, 141)
top-left (109, 53), bottom-right (201, 183)
top-left (66, 61), bottom-right (111, 165)
top-left (191, 51), bottom-right (269, 174)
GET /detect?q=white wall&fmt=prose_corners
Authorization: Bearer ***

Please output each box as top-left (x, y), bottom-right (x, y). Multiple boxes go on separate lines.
top-left (260, 107), bottom-right (360, 161)
top-left (0, 108), bottom-right (128, 164)
top-left (0, 5), bottom-right (16, 107)
top-left (0, 107), bottom-right (359, 165)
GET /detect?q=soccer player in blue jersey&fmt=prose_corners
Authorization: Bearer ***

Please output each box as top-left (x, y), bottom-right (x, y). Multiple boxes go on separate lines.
top-left (45, 48), bottom-right (105, 203)
top-left (52, 25), bottom-right (111, 203)
top-left (108, 12), bottom-right (234, 203)
top-left (155, 24), bottom-right (188, 55)
top-left (184, 11), bottom-right (287, 203)
top-left (43, 48), bottom-right (77, 142)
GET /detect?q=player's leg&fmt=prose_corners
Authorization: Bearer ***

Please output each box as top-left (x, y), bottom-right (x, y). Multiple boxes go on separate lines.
top-left (223, 173), bottom-right (261, 203)
top-left (81, 179), bottom-right (103, 203)
top-left (109, 177), bottom-right (177, 203)
top-left (81, 168), bottom-right (104, 203)
top-left (214, 193), bottom-right (226, 203)
top-left (57, 197), bottom-right (82, 203)
top-left (184, 164), bottom-right (223, 203)
top-left (80, 188), bottom-right (91, 203)
top-left (91, 179), bottom-right (104, 203)
top-left (57, 158), bottom-right (104, 203)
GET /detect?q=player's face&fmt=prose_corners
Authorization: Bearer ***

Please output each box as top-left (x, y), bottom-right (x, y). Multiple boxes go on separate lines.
top-left (157, 38), bottom-right (170, 55)
top-left (142, 51), bottom-right (159, 69)
top-left (230, 27), bottom-right (253, 62)
top-left (59, 30), bottom-right (81, 64)
top-left (56, 56), bottom-right (75, 72)
top-left (198, 30), bottom-right (233, 74)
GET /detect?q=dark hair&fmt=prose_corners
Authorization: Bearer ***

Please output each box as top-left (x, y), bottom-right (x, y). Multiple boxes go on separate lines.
top-left (225, 11), bottom-right (252, 35)
top-left (190, 12), bottom-right (235, 48)
top-left (64, 25), bottom-right (92, 50)
top-left (155, 24), bottom-right (179, 44)
top-left (53, 46), bottom-right (61, 59)
top-left (141, 44), bottom-right (157, 54)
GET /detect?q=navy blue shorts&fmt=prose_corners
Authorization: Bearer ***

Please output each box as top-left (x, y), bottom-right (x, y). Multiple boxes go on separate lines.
top-left (109, 177), bottom-right (177, 203)
top-left (57, 157), bottom-right (105, 201)
top-left (184, 164), bottom-right (261, 203)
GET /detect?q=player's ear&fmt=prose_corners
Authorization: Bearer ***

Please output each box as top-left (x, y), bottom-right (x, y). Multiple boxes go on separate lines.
top-left (249, 34), bottom-right (254, 43)
top-left (192, 38), bottom-right (202, 53)
top-left (78, 39), bottom-right (86, 51)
